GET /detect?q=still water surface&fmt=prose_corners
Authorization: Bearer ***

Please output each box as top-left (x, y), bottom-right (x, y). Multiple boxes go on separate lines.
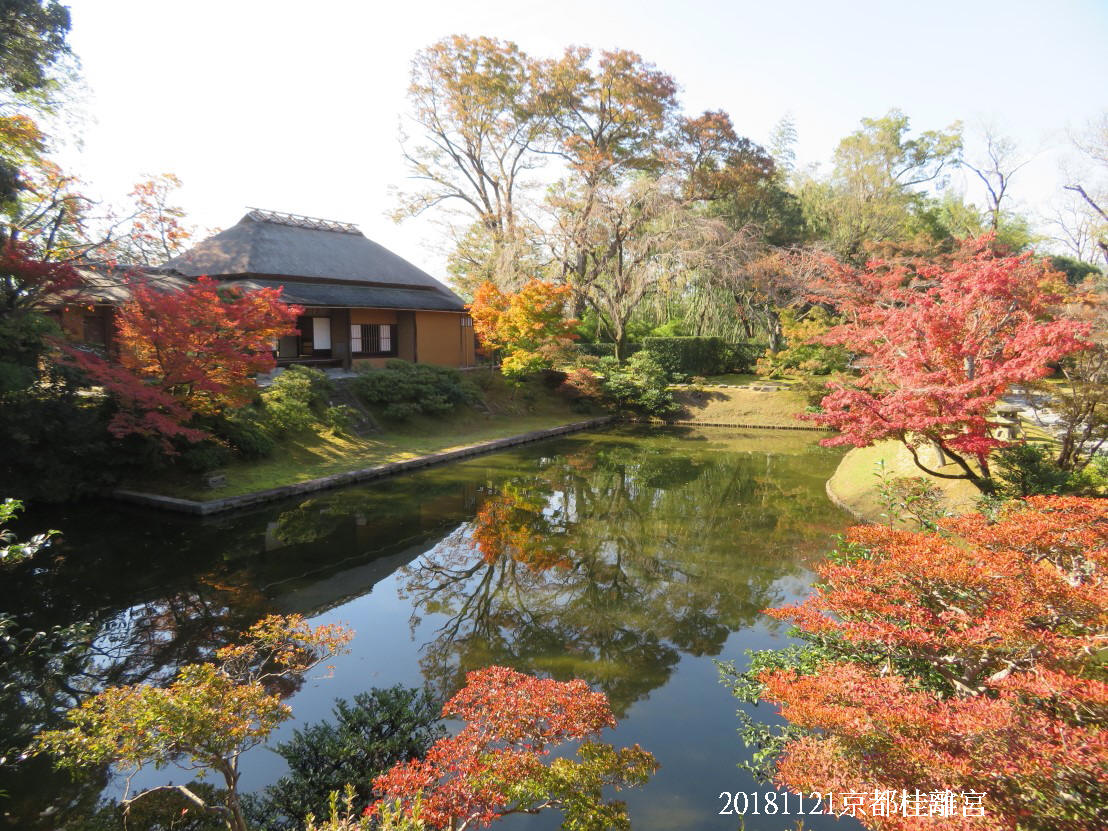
top-left (2, 425), bottom-right (857, 830)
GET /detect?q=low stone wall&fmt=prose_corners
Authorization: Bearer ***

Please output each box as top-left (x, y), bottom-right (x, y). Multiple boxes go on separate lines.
top-left (663, 419), bottom-right (828, 431)
top-left (112, 417), bottom-right (614, 516)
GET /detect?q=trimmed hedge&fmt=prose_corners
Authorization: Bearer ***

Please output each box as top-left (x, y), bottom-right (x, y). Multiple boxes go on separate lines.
top-left (351, 359), bottom-right (478, 420)
top-left (578, 342), bottom-right (641, 359)
top-left (725, 341), bottom-right (767, 374)
top-left (584, 339), bottom-right (765, 375)
top-left (641, 337), bottom-right (765, 377)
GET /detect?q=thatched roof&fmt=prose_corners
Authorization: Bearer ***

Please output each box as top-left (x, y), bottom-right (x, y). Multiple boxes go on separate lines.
top-left (59, 210), bottom-right (468, 314)
top-left (221, 278), bottom-right (467, 311)
top-left (163, 209), bottom-right (464, 311)
top-left (59, 265), bottom-right (190, 305)
top-left (60, 267), bottom-right (467, 313)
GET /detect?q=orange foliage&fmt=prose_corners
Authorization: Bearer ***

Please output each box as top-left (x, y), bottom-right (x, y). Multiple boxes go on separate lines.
top-left (761, 497), bottom-right (1108, 830)
top-left (471, 490), bottom-right (571, 570)
top-left (370, 666), bottom-right (657, 829)
top-left (468, 279), bottom-right (576, 377)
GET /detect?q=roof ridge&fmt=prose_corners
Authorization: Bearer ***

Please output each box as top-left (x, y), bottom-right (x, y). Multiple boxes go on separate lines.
top-left (245, 207), bottom-right (361, 234)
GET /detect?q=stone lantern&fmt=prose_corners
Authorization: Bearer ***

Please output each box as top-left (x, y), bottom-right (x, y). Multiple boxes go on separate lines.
top-left (993, 403), bottom-right (1023, 441)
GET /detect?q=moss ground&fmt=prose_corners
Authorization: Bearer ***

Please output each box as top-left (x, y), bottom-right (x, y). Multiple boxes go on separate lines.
top-left (700, 373), bottom-right (761, 385)
top-left (128, 373), bottom-right (595, 500)
top-left (671, 385), bottom-right (812, 428)
top-left (826, 440), bottom-right (984, 525)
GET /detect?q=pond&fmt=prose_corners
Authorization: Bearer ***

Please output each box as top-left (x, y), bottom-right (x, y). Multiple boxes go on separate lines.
top-left (1, 424), bottom-right (857, 830)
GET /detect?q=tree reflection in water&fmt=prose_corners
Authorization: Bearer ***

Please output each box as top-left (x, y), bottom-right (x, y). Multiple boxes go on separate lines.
top-left (401, 436), bottom-right (845, 715)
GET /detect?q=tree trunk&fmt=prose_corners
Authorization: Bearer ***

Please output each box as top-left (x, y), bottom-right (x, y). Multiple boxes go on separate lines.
top-left (218, 763), bottom-right (250, 831)
top-left (905, 441), bottom-right (994, 494)
top-left (768, 313), bottom-right (784, 353)
top-left (931, 440), bottom-right (947, 468)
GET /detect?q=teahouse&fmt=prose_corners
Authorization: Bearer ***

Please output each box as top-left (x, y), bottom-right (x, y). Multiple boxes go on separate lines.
top-left (59, 208), bottom-right (477, 370)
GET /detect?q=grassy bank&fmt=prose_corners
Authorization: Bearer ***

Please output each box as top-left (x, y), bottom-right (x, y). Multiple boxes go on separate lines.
top-left (128, 374), bottom-right (595, 500)
top-left (671, 385), bottom-right (813, 428)
top-left (826, 440), bottom-right (982, 526)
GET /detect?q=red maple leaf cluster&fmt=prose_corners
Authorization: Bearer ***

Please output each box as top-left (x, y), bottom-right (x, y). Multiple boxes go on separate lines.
top-left (66, 275), bottom-right (300, 447)
top-left (0, 241), bottom-right (82, 312)
top-left (808, 239), bottom-right (1089, 487)
top-left (370, 666), bottom-right (656, 829)
top-left (762, 496), bottom-right (1108, 830)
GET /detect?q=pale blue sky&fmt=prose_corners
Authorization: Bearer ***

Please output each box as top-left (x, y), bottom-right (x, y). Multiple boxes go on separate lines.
top-left (61, 0), bottom-right (1108, 272)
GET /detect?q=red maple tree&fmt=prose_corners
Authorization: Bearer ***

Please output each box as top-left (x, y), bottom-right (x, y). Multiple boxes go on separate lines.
top-left (808, 239), bottom-right (1088, 490)
top-left (370, 666), bottom-right (657, 830)
top-left (0, 240), bottom-right (82, 313)
top-left (0, 241), bottom-right (83, 394)
top-left (67, 276), bottom-right (299, 445)
top-left (759, 496), bottom-right (1108, 831)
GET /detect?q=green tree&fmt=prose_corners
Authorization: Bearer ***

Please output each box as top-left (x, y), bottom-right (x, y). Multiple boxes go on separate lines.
top-left (801, 109), bottom-right (962, 260)
top-left (599, 351), bottom-right (678, 416)
top-left (251, 687), bottom-right (445, 830)
top-left (0, 1), bottom-right (71, 95)
top-left (36, 616), bottom-right (353, 831)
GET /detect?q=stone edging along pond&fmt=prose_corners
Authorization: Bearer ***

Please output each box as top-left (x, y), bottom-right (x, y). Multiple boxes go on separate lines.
top-left (824, 476), bottom-right (873, 524)
top-left (662, 419), bottom-right (827, 431)
top-left (112, 417), bottom-right (615, 516)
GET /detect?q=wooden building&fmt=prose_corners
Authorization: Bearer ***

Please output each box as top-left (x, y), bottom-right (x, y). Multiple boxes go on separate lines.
top-left (61, 209), bottom-right (477, 370)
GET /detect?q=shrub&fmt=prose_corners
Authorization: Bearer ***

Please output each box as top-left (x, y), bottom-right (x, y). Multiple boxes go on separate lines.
top-left (301, 787), bottom-right (424, 831)
top-left (538, 368), bottom-right (567, 388)
top-left (351, 360), bottom-right (477, 420)
top-left (260, 366), bottom-right (334, 436)
top-left (470, 367), bottom-right (499, 390)
top-left (382, 401), bottom-right (423, 421)
top-left (723, 341), bottom-right (765, 374)
top-left (0, 391), bottom-right (120, 501)
top-left (1072, 453), bottom-right (1108, 495)
top-left (755, 309), bottom-right (849, 380)
top-left (873, 461), bottom-right (948, 530)
top-left (177, 440), bottom-right (232, 472)
top-left (323, 405), bottom-right (353, 433)
top-left (578, 342), bottom-right (618, 359)
top-left (558, 367), bottom-right (605, 403)
top-left (213, 412), bottom-right (278, 460)
top-left (994, 442), bottom-right (1073, 497)
top-left (250, 686), bottom-right (445, 831)
top-left (599, 353), bottom-right (679, 417)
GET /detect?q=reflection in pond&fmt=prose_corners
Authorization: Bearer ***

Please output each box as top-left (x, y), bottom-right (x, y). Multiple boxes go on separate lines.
top-left (1, 426), bottom-right (849, 830)
top-left (401, 435), bottom-right (845, 715)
